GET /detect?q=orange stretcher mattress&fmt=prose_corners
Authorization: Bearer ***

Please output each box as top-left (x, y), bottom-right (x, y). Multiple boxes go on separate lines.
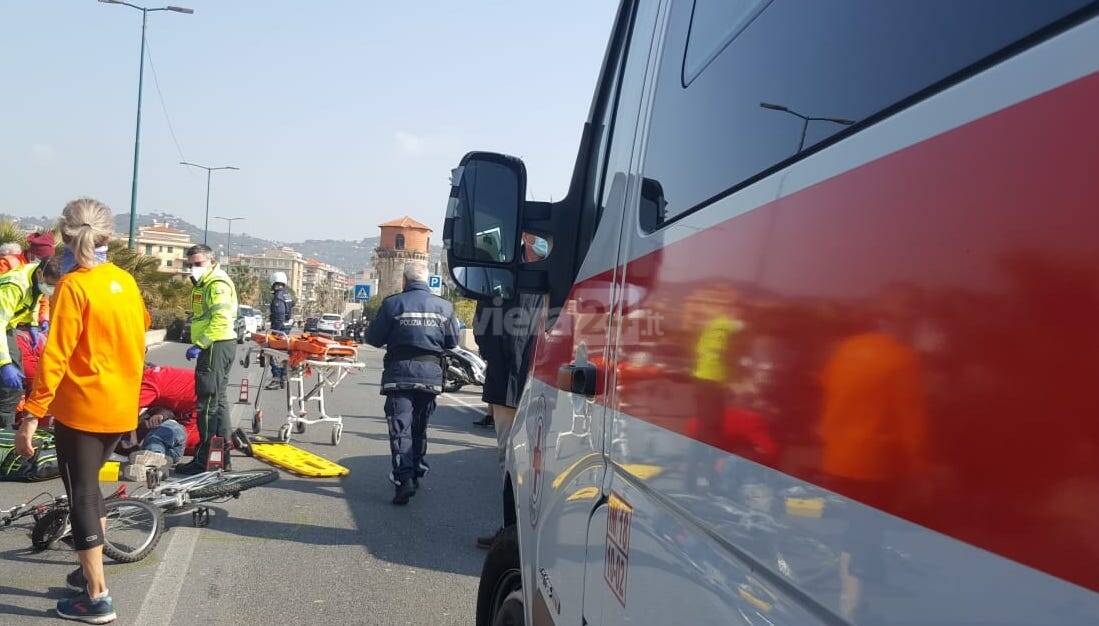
top-left (290, 335), bottom-right (357, 357)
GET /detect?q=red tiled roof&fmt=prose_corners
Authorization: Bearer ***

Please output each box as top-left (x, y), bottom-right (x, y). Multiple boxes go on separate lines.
top-left (378, 216), bottom-right (432, 231)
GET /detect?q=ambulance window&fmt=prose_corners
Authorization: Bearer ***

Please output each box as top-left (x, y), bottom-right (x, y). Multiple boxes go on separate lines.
top-left (641, 0), bottom-right (1093, 230)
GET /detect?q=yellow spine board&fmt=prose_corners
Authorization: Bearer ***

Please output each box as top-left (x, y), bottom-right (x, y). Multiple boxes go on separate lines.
top-left (250, 442), bottom-right (350, 478)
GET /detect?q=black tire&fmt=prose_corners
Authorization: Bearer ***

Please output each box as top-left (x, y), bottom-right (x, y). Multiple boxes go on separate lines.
top-left (443, 380), bottom-right (464, 393)
top-left (189, 469), bottom-right (279, 500)
top-left (251, 411), bottom-right (262, 435)
top-left (102, 498), bottom-right (164, 564)
top-left (31, 507), bottom-right (69, 553)
top-left (476, 526), bottom-right (523, 626)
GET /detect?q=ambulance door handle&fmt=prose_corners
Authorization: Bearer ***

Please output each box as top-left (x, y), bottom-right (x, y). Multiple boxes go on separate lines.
top-left (558, 363), bottom-right (601, 397)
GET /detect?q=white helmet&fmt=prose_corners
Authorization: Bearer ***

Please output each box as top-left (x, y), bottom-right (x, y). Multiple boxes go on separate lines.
top-left (271, 271), bottom-right (289, 287)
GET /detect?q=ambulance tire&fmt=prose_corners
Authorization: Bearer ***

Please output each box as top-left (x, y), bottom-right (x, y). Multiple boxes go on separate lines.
top-left (476, 525), bottom-right (522, 626)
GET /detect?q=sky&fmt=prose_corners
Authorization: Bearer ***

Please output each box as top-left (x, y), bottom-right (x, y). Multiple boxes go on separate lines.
top-left (1, 1), bottom-right (618, 242)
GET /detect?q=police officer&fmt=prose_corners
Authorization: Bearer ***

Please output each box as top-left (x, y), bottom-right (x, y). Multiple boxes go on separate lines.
top-left (267, 271), bottom-right (294, 389)
top-left (177, 244), bottom-right (239, 475)
top-left (367, 263), bottom-right (459, 505)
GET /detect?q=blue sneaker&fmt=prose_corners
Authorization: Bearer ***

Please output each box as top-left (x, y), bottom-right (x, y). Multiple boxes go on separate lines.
top-left (56, 591), bottom-right (117, 624)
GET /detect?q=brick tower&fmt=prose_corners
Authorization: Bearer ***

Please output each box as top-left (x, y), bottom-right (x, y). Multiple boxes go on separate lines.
top-left (374, 217), bottom-right (432, 298)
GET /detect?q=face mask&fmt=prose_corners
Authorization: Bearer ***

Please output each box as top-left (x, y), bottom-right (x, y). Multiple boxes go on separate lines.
top-left (94, 246), bottom-right (108, 265)
top-left (190, 265), bottom-right (207, 284)
top-left (529, 236), bottom-right (549, 259)
top-left (38, 282), bottom-right (55, 298)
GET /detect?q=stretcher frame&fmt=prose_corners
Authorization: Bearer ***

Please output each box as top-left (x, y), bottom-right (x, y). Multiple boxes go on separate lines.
top-left (244, 340), bottom-right (364, 446)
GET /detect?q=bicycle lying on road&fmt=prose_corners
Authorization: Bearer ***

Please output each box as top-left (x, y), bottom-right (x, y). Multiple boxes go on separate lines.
top-left (132, 465), bottom-right (278, 527)
top-left (2, 466), bottom-right (278, 561)
top-left (2, 488), bottom-right (164, 563)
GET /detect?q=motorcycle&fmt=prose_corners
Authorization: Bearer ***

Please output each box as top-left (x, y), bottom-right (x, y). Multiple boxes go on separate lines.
top-left (442, 347), bottom-right (486, 393)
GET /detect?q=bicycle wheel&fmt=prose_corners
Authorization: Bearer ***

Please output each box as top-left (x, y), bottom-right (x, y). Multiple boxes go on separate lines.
top-left (31, 507), bottom-right (70, 553)
top-left (188, 469), bottom-right (278, 500)
top-left (102, 498), bottom-right (164, 564)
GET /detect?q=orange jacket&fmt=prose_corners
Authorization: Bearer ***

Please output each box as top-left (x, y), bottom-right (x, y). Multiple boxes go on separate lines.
top-left (819, 332), bottom-right (928, 482)
top-left (25, 263), bottom-right (149, 433)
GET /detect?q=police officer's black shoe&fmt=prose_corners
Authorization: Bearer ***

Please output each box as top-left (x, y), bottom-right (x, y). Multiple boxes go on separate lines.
top-left (174, 461), bottom-right (205, 476)
top-left (392, 479), bottom-right (415, 506)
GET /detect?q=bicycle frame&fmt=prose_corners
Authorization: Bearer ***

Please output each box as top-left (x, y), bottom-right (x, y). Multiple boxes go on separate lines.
top-left (132, 470), bottom-right (225, 510)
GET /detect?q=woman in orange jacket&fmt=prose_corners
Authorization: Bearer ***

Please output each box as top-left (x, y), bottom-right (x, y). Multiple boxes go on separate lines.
top-left (15, 198), bottom-right (148, 624)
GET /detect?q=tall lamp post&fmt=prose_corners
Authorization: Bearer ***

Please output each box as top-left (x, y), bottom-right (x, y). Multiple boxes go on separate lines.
top-left (98, 0), bottom-right (194, 249)
top-left (181, 162), bottom-right (240, 244)
top-left (213, 216), bottom-right (245, 268)
top-left (759, 102), bottom-right (855, 153)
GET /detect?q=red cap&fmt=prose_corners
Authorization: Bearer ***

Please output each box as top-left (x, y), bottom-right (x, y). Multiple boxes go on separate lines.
top-left (26, 232), bottom-right (56, 259)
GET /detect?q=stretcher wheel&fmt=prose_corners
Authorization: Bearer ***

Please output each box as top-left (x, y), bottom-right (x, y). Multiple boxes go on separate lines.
top-left (252, 411), bottom-right (262, 435)
top-left (277, 424), bottom-right (291, 443)
top-left (294, 421), bottom-right (306, 435)
top-left (331, 424), bottom-right (342, 446)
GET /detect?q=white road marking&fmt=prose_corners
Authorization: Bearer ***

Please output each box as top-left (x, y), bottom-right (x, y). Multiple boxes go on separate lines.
top-left (132, 527), bottom-right (201, 626)
top-left (440, 393), bottom-right (486, 412)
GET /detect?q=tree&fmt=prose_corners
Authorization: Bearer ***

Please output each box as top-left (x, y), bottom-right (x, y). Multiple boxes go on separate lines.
top-left (227, 265), bottom-right (260, 308)
top-left (0, 219), bottom-right (28, 249)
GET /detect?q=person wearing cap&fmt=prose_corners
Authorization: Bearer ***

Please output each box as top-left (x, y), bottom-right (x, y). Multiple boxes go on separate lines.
top-left (267, 271), bottom-right (294, 389)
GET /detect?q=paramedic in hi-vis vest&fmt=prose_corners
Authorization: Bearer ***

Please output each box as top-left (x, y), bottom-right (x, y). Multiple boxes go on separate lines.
top-left (0, 257), bottom-right (63, 429)
top-left (177, 244), bottom-right (238, 475)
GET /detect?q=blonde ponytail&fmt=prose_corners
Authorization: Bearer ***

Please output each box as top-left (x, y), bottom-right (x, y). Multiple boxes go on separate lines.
top-left (59, 198), bottom-right (113, 268)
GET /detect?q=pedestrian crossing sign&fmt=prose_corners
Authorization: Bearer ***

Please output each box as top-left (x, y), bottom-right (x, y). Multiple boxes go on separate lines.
top-left (354, 284), bottom-right (371, 302)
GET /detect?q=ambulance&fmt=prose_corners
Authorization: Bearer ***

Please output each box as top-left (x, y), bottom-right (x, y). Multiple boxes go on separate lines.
top-left (444, 1), bottom-right (1099, 624)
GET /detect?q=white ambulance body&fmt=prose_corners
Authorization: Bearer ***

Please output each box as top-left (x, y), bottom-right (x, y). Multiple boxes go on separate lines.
top-left (445, 1), bottom-right (1099, 624)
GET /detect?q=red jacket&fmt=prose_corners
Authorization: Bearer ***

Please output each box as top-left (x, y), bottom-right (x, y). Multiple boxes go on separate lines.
top-left (140, 366), bottom-right (200, 451)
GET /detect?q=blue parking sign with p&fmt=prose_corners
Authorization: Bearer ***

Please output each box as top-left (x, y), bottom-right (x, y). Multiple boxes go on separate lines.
top-left (354, 284), bottom-right (371, 302)
top-left (428, 275), bottom-right (442, 289)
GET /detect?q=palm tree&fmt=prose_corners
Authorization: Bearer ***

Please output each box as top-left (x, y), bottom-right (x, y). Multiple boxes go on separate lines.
top-left (0, 219), bottom-right (28, 250)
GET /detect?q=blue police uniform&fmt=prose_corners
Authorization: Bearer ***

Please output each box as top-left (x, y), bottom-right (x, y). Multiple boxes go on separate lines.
top-left (367, 280), bottom-right (459, 486)
top-left (268, 287), bottom-right (294, 386)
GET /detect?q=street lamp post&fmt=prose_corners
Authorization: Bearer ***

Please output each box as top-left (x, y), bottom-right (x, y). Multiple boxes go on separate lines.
top-left (213, 216), bottom-right (245, 268)
top-left (98, 0), bottom-right (194, 249)
top-left (181, 162), bottom-right (240, 244)
top-left (759, 102), bottom-right (855, 153)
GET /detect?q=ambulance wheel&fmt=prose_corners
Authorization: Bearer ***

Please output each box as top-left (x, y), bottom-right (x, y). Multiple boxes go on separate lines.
top-left (277, 425), bottom-right (291, 442)
top-left (252, 411), bottom-right (262, 434)
top-left (476, 525), bottom-right (522, 626)
top-left (294, 421), bottom-right (306, 435)
top-left (331, 424), bottom-right (342, 446)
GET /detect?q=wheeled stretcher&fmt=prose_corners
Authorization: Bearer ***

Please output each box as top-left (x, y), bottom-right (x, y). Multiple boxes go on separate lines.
top-left (243, 333), bottom-right (365, 445)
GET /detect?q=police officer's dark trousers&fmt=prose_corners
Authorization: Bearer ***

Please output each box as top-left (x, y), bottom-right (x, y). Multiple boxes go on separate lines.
top-left (385, 390), bottom-right (436, 482)
top-left (194, 339), bottom-right (235, 464)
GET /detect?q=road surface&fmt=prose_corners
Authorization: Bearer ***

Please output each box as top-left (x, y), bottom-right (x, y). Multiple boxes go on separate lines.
top-left (0, 340), bottom-right (499, 625)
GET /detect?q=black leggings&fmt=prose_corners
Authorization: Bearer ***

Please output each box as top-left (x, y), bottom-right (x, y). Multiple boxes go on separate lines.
top-left (54, 421), bottom-right (124, 551)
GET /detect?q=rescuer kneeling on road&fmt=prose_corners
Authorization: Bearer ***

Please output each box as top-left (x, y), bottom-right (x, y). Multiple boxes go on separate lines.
top-left (367, 263), bottom-right (459, 505)
top-left (177, 244), bottom-right (239, 475)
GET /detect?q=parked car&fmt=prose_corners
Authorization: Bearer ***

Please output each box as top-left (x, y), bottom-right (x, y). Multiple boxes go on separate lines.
top-left (303, 317), bottom-right (320, 333)
top-left (235, 305), bottom-right (263, 343)
top-left (317, 313), bottom-right (344, 335)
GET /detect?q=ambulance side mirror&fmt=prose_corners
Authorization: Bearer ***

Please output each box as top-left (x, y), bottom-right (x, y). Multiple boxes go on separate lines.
top-left (444, 152), bottom-right (527, 300)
